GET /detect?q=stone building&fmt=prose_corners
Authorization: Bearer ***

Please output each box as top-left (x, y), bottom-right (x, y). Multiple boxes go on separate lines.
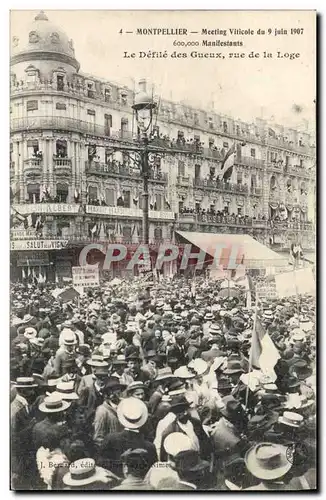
top-left (10, 11), bottom-right (316, 280)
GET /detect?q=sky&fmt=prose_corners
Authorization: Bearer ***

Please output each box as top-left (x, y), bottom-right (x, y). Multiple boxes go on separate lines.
top-left (11, 10), bottom-right (316, 131)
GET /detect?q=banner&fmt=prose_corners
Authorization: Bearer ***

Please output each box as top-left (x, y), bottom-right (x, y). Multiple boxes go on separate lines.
top-left (11, 240), bottom-right (68, 251)
top-left (274, 268), bottom-right (316, 298)
top-left (12, 204), bottom-right (80, 215)
top-left (72, 266), bottom-right (100, 288)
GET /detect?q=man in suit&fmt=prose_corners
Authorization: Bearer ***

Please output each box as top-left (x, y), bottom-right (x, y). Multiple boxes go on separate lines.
top-left (157, 450), bottom-right (210, 490)
top-left (77, 358), bottom-right (109, 430)
top-left (53, 329), bottom-right (77, 377)
top-left (156, 395), bottom-right (212, 462)
top-left (113, 449), bottom-right (154, 490)
top-left (98, 397), bottom-right (157, 478)
top-left (32, 394), bottom-right (71, 450)
top-left (93, 377), bottom-right (125, 449)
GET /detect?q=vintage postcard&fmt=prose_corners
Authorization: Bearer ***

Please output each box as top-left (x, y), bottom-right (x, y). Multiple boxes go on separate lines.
top-left (10, 10), bottom-right (316, 491)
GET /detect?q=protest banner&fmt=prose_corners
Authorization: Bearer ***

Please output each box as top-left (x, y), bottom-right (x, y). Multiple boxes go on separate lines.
top-left (72, 266), bottom-right (100, 288)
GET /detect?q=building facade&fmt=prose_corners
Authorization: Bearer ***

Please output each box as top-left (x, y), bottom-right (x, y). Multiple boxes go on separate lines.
top-left (10, 11), bottom-right (316, 281)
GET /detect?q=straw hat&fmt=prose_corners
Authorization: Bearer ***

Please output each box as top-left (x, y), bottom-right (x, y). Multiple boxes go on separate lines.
top-left (24, 327), bottom-right (37, 340)
top-left (14, 377), bottom-right (38, 389)
top-left (278, 411), bottom-right (304, 428)
top-left (39, 394), bottom-right (71, 413)
top-left (63, 459), bottom-right (110, 487)
top-left (188, 358), bottom-right (208, 377)
top-left (61, 328), bottom-right (77, 346)
top-left (53, 381), bottom-right (79, 400)
top-left (117, 397), bottom-right (148, 429)
top-left (174, 366), bottom-right (196, 380)
top-left (86, 355), bottom-right (108, 368)
top-left (245, 443), bottom-right (292, 480)
top-left (163, 432), bottom-right (193, 456)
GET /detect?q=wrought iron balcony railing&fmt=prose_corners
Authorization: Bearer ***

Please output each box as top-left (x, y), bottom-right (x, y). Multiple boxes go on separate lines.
top-left (193, 177), bottom-right (249, 195)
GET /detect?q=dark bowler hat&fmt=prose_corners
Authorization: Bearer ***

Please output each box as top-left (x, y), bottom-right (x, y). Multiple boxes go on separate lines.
top-left (174, 450), bottom-right (210, 475)
top-left (103, 377), bottom-right (126, 394)
top-left (170, 394), bottom-right (191, 413)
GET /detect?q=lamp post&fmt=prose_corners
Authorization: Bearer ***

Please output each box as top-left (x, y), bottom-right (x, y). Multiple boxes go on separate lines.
top-left (131, 82), bottom-right (156, 245)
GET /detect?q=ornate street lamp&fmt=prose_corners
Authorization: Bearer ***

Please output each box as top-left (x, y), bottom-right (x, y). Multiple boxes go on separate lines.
top-left (132, 81), bottom-right (157, 245)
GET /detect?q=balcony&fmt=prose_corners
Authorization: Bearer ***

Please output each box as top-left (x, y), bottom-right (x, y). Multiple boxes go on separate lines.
top-left (85, 161), bottom-right (167, 184)
top-left (202, 148), bottom-right (224, 161)
top-left (12, 203), bottom-right (80, 215)
top-left (177, 175), bottom-right (191, 187)
top-left (178, 213), bottom-right (197, 224)
top-left (23, 158), bottom-right (42, 177)
top-left (266, 137), bottom-right (315, 156)
top-left (177, 213), bottom-right (269, 229)
top-left (53, 156), bottom-right (72, 176)
top-left (85, 204), bottom-right (175, 220)
top-left (197, 214), bottom-right (257, 227)
top-left (271, 220), bottom-right (314, 232)
top-left (194, 177), bottom-right (249, 195)
top-left (236, 156), bottom-right (265, 168)
top-left (267, 160), bottom-right (284, 172)
top-left (251, 187), bottom-right (262, 196)
top-left (287, 165), bottom-right (314, 178)
top-left (11, 80), bottom-right (132, 113)
top-left (11, 117), bottom-right (136, 143)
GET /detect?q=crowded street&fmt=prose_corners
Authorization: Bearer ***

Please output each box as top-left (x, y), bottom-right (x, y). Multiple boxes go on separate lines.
top-left (10, 274), bottom-right (316, 490)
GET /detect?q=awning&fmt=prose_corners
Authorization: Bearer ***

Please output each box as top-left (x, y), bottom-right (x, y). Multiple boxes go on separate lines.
top-left (175, 230), bottom-right (287, 269)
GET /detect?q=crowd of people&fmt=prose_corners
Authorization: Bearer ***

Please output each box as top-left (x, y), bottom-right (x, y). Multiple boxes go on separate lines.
top-left (10, 275), bottom-right (316, 490)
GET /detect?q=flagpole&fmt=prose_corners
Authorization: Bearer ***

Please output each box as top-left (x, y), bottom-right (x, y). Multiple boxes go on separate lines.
top-left (245, 292), bottom-right (259, 411)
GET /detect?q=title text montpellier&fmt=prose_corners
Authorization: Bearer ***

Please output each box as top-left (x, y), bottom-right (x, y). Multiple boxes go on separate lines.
top-left (136, 28), bottom-right (188, 35)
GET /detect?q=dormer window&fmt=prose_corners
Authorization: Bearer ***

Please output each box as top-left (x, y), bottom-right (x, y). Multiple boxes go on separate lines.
top-left (87, 83), bottom-right (95, 99)
top-left (120, 91), bottom-right (128, 105)
top-left (104, 88), bottom-right (111, 102)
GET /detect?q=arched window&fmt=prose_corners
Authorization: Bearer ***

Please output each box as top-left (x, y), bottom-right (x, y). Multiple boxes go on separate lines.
top-left (56, 183), bottom-right (68, 203)
top-left (286, 179), bottom-right (292, 193)
top-left (27, 183), bottom-right (40, 203)
top-left (300, 181), bottom-right (307, 195)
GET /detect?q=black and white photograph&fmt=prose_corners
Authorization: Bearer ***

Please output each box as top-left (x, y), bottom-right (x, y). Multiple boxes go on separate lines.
top-left (9, 9), bottom-right (316, 491)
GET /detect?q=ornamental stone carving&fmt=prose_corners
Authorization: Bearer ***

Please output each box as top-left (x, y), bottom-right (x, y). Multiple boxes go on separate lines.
top-left (50, 32), bottom-right (60, 44)
top-left (29, 31), bottom-right (39, 43)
